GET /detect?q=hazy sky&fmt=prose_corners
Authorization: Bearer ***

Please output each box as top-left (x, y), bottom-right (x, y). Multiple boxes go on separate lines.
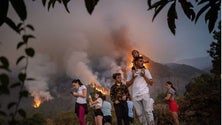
top-left (1, 0), bottom-right (214, 63)
top-left (0, 0), bottom-right (217, 98)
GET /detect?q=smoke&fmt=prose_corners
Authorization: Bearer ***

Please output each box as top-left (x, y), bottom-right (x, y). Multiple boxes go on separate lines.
top-left (65, 51), bottom-right (99, 85)
top-left (26, 54), bottom-right (56, 101)
top-left (64, 25), bottom-right (133, 88)
top-left (65, 29), bottom-right (131, 89)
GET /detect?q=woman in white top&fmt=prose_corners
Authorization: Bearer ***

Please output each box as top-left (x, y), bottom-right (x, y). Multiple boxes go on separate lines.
top-left (89, 91), bottom-right (103, 125)
top-left (71, 79), bottom-right (88, 125)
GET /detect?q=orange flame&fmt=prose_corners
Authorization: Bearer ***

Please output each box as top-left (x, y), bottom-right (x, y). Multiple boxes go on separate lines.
top-left (33, 96), bottom-right (42, 108)
top-left (127, 51), bottom-right (150, 70)
top-left (90, 82), bottom-right (110, 95)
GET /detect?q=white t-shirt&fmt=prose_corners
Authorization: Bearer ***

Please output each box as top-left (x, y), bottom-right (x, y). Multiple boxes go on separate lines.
top-left (76, 85), bottom-right (87, 104)
top-left (96, 97), bottom-right (103, 107)
top-left (127, 69), bottom-right (152, 98)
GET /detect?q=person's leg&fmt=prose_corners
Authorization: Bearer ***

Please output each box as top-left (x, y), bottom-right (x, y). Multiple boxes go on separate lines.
top-left (114, 104), bottom-right (122, 125)
top-left (171, 112), bottom-right (179, 125)
top-left (122, 102), bottom-right (129, 125)
top-left (95, 116), bottom-right (98, 125)
top-left (78, 105), bottom-right (86, 125)
top-left (96, 115), bottom-right (103, 125)
top-left (105, 116), bottom-right (112, 125)
top-left (133, 99), bottom-right (144, 124)
top-left (142, 94), bottom-right (154, 125)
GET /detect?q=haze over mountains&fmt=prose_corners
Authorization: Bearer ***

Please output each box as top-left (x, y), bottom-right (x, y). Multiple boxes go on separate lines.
top-left (174, 56), bottom-right (212, 71)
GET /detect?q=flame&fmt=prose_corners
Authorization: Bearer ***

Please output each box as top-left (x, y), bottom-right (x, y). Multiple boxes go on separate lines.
top-left (90, 82), bottom-right (110, 95)
top-left (33, 96), bottom-right (42, 108)
top-left (127, 51), bottom-right (150, 70)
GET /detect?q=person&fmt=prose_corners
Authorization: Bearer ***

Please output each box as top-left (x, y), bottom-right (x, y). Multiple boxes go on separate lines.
top-left (89, 91), bottom-right (104, 125)
top-left (71, 79), bottom-right (88, 125)
top-left (101, 95), bottom-right (112, 125)
top-left (164, 81), bottom-right (179, 125)
top-left (131, 50), bottom-right (149, 70)
top-left (127, 97), bottom-right (134, 124)
top-left (110, 73), bottom-right (130, 125)
top-left (126, 56), bottom-right (154, 125)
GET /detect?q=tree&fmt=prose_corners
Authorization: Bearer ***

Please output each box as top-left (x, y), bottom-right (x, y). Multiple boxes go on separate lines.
top-left (180, 21), bottom-right (221, 125)
top-left (208, 21), bottom-right (221, 77)
top-left (183, 73), bottom-right (220, 125)
top-left (147, 0), bottom-right (221, 35)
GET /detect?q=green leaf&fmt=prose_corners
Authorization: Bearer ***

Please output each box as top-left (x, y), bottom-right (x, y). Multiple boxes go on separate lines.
top-left (167, 2), bottom-right (177, 35)
top-left (152, 0), bottom-right (169, 21)
top-left (179, 0), bottom-right (195, 21)
top-left (17, 22), bottom-right (23, 29)
top-left (23, 34), bottom-right (35, 43)
top-left (10, 0), bottom-right (27, 21)
top-left (84, 0), bottom-right (99, 15)
top-left (48, 0), bottom-right (56, 10)
top-left (7, 102), bottom-right (16, 109)
top-left (20, 90), bottom-right (29, 98)
top-left (18, 109), bottom-right (26, 118)
top-left (16, 55), bottom-right (25, 65)
top-left (4, 17), bottom-right (20, 33)
top-left (0, 74), bottom-right (9, 86)
top-left (26, 24), bottom-right (35, 31)
top-left (0, 85), bottom-right (10, 94)
top-left (0, 56), bottom-right (9, 69)
top-left (16, 41), bottom-right (25, 49)
top-left (10, 82), bottom-right (21, 88)
top-left (205, 6), bottom-right (218, 33)
top-left (195, 3), bottom-right (210, 23)
top-left (0, 0), bottom-right (9, 26)
top-left (18, 73), bottom-right (26, 82)
top-left (147, 0), bottom-right (152, 9)
top-left (42, 0), bottom-right (47, 6)
top-left (25, 48), bottom-right (35, 57)
top-left (62, 0), bottom-right (70, 13)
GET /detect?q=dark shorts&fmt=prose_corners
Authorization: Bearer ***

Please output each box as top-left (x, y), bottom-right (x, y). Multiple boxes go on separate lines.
top-left (94, 109), bottom-right (103, 116)
top-left (129, 117), bottom-right (134, 123)
top-left (103, 115), bottom-right (112, 124)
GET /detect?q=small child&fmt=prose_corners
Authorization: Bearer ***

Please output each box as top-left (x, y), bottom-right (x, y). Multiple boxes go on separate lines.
top-left (131, 50), bottom-right (149, 70)
top-left (127, 97), bottom-right (134, 124)
top-left (89, 91), bottom-right (103, 125)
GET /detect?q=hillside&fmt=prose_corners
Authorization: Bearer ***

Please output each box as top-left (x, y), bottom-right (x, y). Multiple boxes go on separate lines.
top-left (174, 56), bottom-right (212, 71)
top-left (147, 59), bottom-right (204, 97)
top-left (1, 57), bottom-right (205, 118)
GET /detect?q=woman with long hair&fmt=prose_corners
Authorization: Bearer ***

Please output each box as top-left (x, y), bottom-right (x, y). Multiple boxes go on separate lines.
top-left (71, 79), bottom-right (88, 125)
top-left (164, 81), bottom-right (179, 125)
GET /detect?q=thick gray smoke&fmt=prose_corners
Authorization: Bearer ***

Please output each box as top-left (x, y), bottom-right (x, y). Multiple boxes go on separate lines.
top-left (65, 51), bottom-right (99, 85)
top-left (26, 54), bottom-right (56, 101)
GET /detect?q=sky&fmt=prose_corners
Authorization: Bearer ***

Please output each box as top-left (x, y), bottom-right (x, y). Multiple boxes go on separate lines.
top-left (0, 0), bottom-right (217, 100)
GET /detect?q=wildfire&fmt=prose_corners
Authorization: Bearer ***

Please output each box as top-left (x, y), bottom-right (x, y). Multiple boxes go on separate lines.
top-left (90, 82), bottom-right (110, 95)
top-left (33, 96), bottom-right (43, 108)
top-left (128, 51), bottom-right (150, 70)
